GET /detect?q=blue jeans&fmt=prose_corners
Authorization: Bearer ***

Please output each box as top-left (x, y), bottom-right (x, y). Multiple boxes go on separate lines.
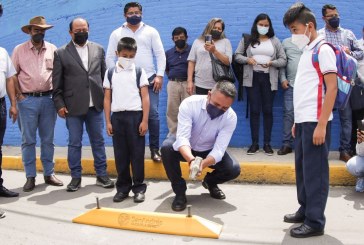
top-left (148, 78), bottom-right (160, 150)
top-left (17, 96), bottom-right (56, 177)
top-left (282, 85), bottom-right (294, 147)
top-left (339, 103), bottom-right (352, 153)
top-left (66, 108), bottom-right (107, 178)
top-left (0, 98), bottom-right (6, 186)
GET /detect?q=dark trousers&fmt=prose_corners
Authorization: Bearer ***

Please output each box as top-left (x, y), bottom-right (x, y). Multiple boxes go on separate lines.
top-left (161, 136), bottom-right (241, 195)
top-left (0, 98), bottom-right (6, 187)
top-left (295, 122), bottom-right (331, 230)
top-left (246, 72), bottom-right (275, 145)
top-left (195, 86), bottom-right (210, 95)
top-left (351, 109), bottom-right (364, 154)
top-left (112, 111), bottom-right (146, 194)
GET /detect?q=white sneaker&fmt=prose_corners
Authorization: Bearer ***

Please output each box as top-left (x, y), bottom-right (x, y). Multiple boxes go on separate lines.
top-left (355, 177), bottom-right (364, 193)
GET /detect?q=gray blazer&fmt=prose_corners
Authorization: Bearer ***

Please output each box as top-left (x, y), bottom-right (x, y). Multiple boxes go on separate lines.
top-left (52, 41), bottom-right (106, 116)
top-left (234, 36), bottom-right (287, 91)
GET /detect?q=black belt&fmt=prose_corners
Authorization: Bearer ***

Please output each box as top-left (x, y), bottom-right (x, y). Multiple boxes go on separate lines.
top-left (169, 77), bottom-right (187, 82)
top-left (22, 90), bottom-right (53, 97)
top-left (0, 97), bottom-right (5, 102)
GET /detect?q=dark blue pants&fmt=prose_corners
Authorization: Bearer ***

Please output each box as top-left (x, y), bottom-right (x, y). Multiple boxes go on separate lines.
top-left (0, 98), bottom-right (6, 187)
top-left (246, 72), bottom-right (275, 145)
top-left (112, 111), bottom-right (146, 194)
top-left (295, 122), bottom-right (331, 230)
top-left (161, 136), bottom-right (241, 195)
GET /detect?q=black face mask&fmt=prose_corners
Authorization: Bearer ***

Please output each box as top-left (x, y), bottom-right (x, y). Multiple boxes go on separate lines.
top-left (32, 33), bottom-right (44, 44)
top-left (175, 39), bottom-right (186, 49)
top-left (211, 30), bottom-right (222, 40)
top-left (74, 32), bottom-right (88, 46)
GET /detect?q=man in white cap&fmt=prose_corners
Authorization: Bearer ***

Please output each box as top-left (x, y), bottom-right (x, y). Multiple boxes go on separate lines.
top-left (11, 16), bottom-right (63, 192)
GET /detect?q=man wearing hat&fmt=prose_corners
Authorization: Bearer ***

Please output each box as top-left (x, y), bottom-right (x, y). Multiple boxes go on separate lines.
top-left (11, 16), bottom-right (63, 192)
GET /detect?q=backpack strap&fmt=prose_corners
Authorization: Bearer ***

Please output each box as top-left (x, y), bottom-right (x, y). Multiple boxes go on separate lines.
top-left (312, 41), bottom-right (326, 119)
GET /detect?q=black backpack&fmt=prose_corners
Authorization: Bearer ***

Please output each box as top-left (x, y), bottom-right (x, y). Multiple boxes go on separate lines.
top-left (232, 33), bottom-right (251, 101)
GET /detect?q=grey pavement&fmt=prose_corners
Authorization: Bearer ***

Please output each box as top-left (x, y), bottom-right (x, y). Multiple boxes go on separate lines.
top-left (0, 170), bottom-right (363, 245)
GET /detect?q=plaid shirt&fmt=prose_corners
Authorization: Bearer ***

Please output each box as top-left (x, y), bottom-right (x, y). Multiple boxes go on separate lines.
top-left (318, 26), bottom-right (364, 61)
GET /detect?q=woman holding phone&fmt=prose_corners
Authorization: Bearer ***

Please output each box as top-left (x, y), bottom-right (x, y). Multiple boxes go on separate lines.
top-left (187, 18), bottom-right (232, 95)
top-left (234, 13), bottom-right (286, 155)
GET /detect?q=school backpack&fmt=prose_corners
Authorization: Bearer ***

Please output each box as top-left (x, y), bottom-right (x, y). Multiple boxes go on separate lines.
top-left (107, 66), bottom-right (142, 90)
top-left (312, 41), bottom-right (358, 114)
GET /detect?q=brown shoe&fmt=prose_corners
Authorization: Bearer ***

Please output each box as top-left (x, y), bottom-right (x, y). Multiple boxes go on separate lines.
top-left (151, 149), bottom-right (162, 163)
top-left (44, 175), bottom-right (64, 186)
top-left (23, 177), bottom-right (35, 192)
top-left (339, 152), bottom-right (352, 162)
top-left (277, 146), bottom-right (293, 155)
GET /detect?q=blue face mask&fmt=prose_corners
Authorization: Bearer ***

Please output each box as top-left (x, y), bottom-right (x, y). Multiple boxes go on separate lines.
top-left (328, 16), bottom-right (340, 29)
top-left (127, 15), bottom-right (142, 25)
top-left (257, 25), bottom-right (269, 35)
top-left (206, 102), bottom-right (225, 120)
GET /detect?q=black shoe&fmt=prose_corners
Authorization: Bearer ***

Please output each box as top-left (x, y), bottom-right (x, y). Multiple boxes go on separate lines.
top-left (202, 181), bottom-right (226, 199)
top-left (339, 151), bottom-right (352, 162)
top-left (172, 194), bottom-right (187, 211)
top-left (113, 192), bottom-right (129, 202)
top-left (0, 209), bottom-right (5, 219)
top-left (151, 148), bottom-right (162, 162)
top-left (66, 178), bottom-right (81, 192)
top-left (23, 177), bottom-right (35, 192)
top-left (284, 212), bottom-right (305, 223)
top-left (247, 144), bottom-right (259, 155)
top-left (134, 192), bottom-right (145, 203)
top-left (290, 224), bottom-right (324, 238)
top-left (44, 175), bottom-right (64, 186)
top-left (96, 176), bottom-right (114, 188)
top-left (263, 144), bottom-right (274, 156)
top-left (0, 186), bottom-right (19, 197)
top-left (277, 146), bottom-right (293, 155)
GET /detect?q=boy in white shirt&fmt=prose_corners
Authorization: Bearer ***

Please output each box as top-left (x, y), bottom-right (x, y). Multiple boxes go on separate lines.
top-left (103, 37), bottom-right (150, 203)
top-left (282, 3), bottom-right (338, 238)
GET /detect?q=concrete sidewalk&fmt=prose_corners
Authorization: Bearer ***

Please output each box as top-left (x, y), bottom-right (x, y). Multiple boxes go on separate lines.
top-left (1, 146), bottom-right (355, 185)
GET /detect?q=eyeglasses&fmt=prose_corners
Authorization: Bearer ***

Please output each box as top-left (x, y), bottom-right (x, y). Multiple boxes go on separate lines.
top-left (325, 14), bottom-right (339, 18)
top-left (126, 11), bottom-right (142, 17)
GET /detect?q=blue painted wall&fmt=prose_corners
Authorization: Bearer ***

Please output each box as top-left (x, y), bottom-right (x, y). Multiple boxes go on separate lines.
top-left (0, 0), bottom-right (363, 149)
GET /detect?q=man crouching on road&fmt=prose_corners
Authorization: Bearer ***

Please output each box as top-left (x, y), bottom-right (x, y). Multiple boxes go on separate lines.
top-left (161, 81), bottom-right (241, 212)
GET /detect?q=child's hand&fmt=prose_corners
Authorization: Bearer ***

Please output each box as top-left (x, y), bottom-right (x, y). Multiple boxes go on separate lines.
top-left (106, 122), bottom-right (113, 136)
top-left (139, 121), bottom-right (148, 136)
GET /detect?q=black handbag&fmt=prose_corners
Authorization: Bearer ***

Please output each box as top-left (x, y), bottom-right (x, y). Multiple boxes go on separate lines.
top-left (350, 77), bottom-right (364, 111)
top-left (209, 53), bottom-right (234, 83)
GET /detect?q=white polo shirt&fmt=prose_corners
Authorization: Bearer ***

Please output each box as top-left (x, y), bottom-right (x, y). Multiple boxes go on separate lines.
top-left (103, 63), bottom-right (149, 112)
top-left (0, 47), bottom-right (16, 98)
top-left (294, 36), bottom-right (337, 123)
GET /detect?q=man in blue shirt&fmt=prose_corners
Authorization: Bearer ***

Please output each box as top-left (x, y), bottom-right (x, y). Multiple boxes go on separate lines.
top-left (165, 27), bottom-right (191, 136)
top-left (161, 81), bottom-right (241, 212)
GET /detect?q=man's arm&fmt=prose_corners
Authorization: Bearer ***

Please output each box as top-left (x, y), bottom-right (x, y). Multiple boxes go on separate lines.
top-left (151, 29), bottom-right (166, 92)
top-left (52, 50), bottom-right (67, 118)
top-left (100, 48), bottom-right (107, 80)
top-left (105, 31), bottom-right (118, 69)
top-left (6, 76), bottom-right (17, 123)
top-left (348, 31), bottom-right (364, 61)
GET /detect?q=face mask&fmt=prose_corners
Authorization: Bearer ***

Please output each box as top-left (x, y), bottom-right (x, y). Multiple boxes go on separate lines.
top-left (127, 15), bottom-right (142, 25)
top-left (328, 16), bottom-right (340, 29)
top-left (74, 32), bottom-right (88, 46)
top-left (32, 33), bottom-right (44, 43)
top-left (175, 39), bottom-right (186, 49)
top-left (257, 26), bottom-right (269, 35)
top-left (211, 30), bottom-right (222, 40)
top-left (206, 102), bottom-right (225, 120)
top-left (118, 57), bottom-right (135, 69)
top-left (291, 25), bottom-right (311, 50)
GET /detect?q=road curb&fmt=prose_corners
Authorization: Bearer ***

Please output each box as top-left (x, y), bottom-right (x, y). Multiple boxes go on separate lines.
top-left (2, 156), bottom-right (355, 185)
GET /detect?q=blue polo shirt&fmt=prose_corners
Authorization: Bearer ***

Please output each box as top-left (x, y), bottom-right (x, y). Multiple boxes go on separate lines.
top-left (165, 44), bottom-right (191, 80)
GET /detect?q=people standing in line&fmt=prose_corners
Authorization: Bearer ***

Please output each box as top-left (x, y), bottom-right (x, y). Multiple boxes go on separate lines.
top-left (346, 128), bottom-right (364, 192)
top-left (277, 38), bottom-right (303, 155)
top-left (318, 4), bottom-right (364, 162)
top-left (52, 18), bottom-right (114, 192)
top-left (187, 18), bottom-right (232, 95)
top-left (234, 13), bottom-right (287, 156)
top-left (11, 16), bottom-right (63, 192)
top-left (104, 37), bottom-right (150, 203)
top-left (165, 27), bottom-right (191, 136)
top-left (161, 82), bottom-right (241, 212)
top-left (0, 46), bottom-right (19, 218)
top-left (106, 2), bottom-right (166, 163)
top-left (283, 3), bottom-right (338, 238)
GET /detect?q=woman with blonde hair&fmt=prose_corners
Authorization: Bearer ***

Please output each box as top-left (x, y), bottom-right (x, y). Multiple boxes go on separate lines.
top-left (187, 18), bottom-right (232, 95)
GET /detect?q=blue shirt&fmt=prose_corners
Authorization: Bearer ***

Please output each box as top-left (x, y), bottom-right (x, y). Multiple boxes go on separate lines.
top-left (173, 95), bottom-right (237, 163)
top-left (165, 44), bottom-right (191, 80)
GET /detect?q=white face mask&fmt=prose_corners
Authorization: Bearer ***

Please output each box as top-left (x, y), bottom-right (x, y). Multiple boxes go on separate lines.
top-left (257, 25), bottom-right (269, 35)
top-left (118, 57), bottom-right (135, 69)
top-left (291, 25), bottom-right (311, 50)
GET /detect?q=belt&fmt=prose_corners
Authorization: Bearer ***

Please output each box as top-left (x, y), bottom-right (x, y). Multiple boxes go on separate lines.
top-left (253, 70), bottom-right (269, 74)
top-left (0, 97), bottom-right (5, 102)
top-left (22, 90), bottom-right (53, 97)
top-left (169, 77), bottom-right (187, 82)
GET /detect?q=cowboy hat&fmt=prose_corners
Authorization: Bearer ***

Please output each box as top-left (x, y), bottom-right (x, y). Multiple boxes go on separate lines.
top-left (21, 16), bottom-right (53, 34)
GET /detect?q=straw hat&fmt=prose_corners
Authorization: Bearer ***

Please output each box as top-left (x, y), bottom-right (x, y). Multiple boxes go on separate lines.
top-left (21, 16), bottom-right (53, 34)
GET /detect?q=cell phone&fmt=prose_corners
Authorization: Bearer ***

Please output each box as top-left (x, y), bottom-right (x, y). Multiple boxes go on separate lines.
top-left (205, 35), bottom-right (212, 44)
top-left (357, 120), bottom-right (364, 131)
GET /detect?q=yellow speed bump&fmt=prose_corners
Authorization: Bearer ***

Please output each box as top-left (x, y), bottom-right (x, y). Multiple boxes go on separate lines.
top-left (73, 203), bottom-right (222, 239)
